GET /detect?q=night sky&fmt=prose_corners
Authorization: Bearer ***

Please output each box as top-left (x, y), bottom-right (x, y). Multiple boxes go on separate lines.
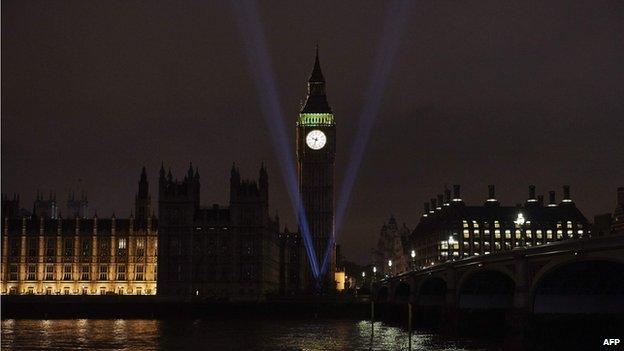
top-left (3, 1), bottom-right (623, 264)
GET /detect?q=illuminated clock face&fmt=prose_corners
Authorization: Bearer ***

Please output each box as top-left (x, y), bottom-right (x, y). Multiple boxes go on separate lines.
top-left (306, 130), bottom-right (327, 150)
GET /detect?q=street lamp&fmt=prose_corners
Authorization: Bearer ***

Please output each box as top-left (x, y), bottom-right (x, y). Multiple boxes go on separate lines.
top-left (410, 250), bottom-right (416, 271)
top-left (388, 259), bottom-right (393, 277)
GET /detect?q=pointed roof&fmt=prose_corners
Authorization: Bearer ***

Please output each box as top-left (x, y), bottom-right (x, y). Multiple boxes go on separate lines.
top-left (301, 46), bottom-right (332, 114)
top-left (308, 45), bottom-right (325, 83)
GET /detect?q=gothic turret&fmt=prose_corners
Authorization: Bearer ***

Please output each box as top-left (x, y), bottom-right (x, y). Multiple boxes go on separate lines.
top-left (135, 166), bottom-right (151, 224)
top-left (259, 162), bottom-right (268, 199)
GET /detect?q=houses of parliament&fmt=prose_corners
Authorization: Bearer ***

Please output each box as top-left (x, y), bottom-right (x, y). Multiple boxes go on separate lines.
top-left (1, 163), bottom-right (282, 298)
top-left (1, 50), bottom-right (336, 298)
top-left (1, 168), bottom-right (158, 296)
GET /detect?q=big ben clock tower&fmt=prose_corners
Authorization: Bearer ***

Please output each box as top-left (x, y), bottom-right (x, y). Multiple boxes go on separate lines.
top-left (296, 48), bottom-right (336, 291)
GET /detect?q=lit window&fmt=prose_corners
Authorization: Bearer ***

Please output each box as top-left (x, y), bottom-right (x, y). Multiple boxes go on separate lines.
top-left (9, 264), bottom-right (18, 281)
top-left (63, 265), bottom-right (72, 280)
top-left (27, 265), bottom-right (37, 281)
top-left (135, 265), bottom-right (144, 281)
top-left (99, 265), bottom-right (108, 280)
top-left (118, 238), bottom-right (127, 250)
top-left (45, 265), bottom-right (54, 280)
top-left (463, 230), bottom-right (469, 238)
top-left (136, 239), bottom-right (145, 257)
top-left (81, 265), bottom-right (90, 281)
top-left (567, 221), bottom-right (572, 229)
top-left (117, 265), bottom-right (126, 280)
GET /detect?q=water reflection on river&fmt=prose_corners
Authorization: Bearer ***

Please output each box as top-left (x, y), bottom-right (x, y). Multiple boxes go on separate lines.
top-left (1, 319), bottom-right (492, 350)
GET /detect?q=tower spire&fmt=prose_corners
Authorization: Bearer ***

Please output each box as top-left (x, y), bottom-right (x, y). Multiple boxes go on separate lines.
top-left (301, 46), bottom-right (332, 114)
top-left (310, 44), bottom-right (324, 83)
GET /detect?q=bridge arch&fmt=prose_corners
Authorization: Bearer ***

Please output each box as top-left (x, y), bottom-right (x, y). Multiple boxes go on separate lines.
top-left (376, 286), bottom-right (389, 303)
top-left (416, 276), bottom-right (447, 306)
top-left (394, 281), bottom-right (411, 303)
top-left (458, 269), bottom-right (515, 309)
top-left (531, 258), bottom-right (624, 314)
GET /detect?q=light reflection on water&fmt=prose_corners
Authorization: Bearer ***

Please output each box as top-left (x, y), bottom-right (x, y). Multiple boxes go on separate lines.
top-left (1, 319), bottom-right (488, 351)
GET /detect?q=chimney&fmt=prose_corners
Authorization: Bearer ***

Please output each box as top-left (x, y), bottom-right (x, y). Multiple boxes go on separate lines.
top-left (562, 185), bottom-right (572, 203)
top-left (618, 187), bottom-right (624, 206)
top-left (452, 185), bottom-right (461, 201)
top-left (548, 191), bottom-right (557, 207)
top-left (537, 195), bottom-right (544, 206)
top-left (444, 188), bottom-right (451, 205)
top-left (528, 185), bottom-right (536, 202)
top-left (436, 194), bottom-right (443, 209)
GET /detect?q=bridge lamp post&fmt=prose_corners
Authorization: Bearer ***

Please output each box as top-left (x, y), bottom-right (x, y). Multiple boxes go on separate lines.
top-left (388, 259), bottom-right (393, 277)
top-left (370, 267), bottom-right (376, 340)
top-left (410, 250), bottom-right (416, 270)
top-left (514, 212), bottom-right (526, 248)
top-left (448, 235), bottom-right (457, 261)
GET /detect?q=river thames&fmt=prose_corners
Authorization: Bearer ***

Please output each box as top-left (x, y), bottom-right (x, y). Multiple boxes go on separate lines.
top-left (1, 318), bottom-right (498, 351)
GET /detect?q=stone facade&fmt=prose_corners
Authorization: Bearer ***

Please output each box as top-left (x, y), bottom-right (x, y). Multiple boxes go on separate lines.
top-left (1, 168), bottom-right (157, 295)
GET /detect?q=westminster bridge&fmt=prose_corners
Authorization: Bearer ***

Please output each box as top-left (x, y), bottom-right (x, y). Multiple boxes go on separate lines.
top-left (374, 234), bottom-right (624, 315)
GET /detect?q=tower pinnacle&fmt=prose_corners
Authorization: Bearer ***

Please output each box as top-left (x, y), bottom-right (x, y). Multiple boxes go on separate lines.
top-left (301, 46), bottom-right (332, 114)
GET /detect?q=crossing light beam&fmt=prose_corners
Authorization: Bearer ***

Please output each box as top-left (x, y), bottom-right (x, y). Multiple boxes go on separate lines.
top-left (231, 0), bottom-right (320, 278)
top-left (321, 0), bottom-right (413, 275)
